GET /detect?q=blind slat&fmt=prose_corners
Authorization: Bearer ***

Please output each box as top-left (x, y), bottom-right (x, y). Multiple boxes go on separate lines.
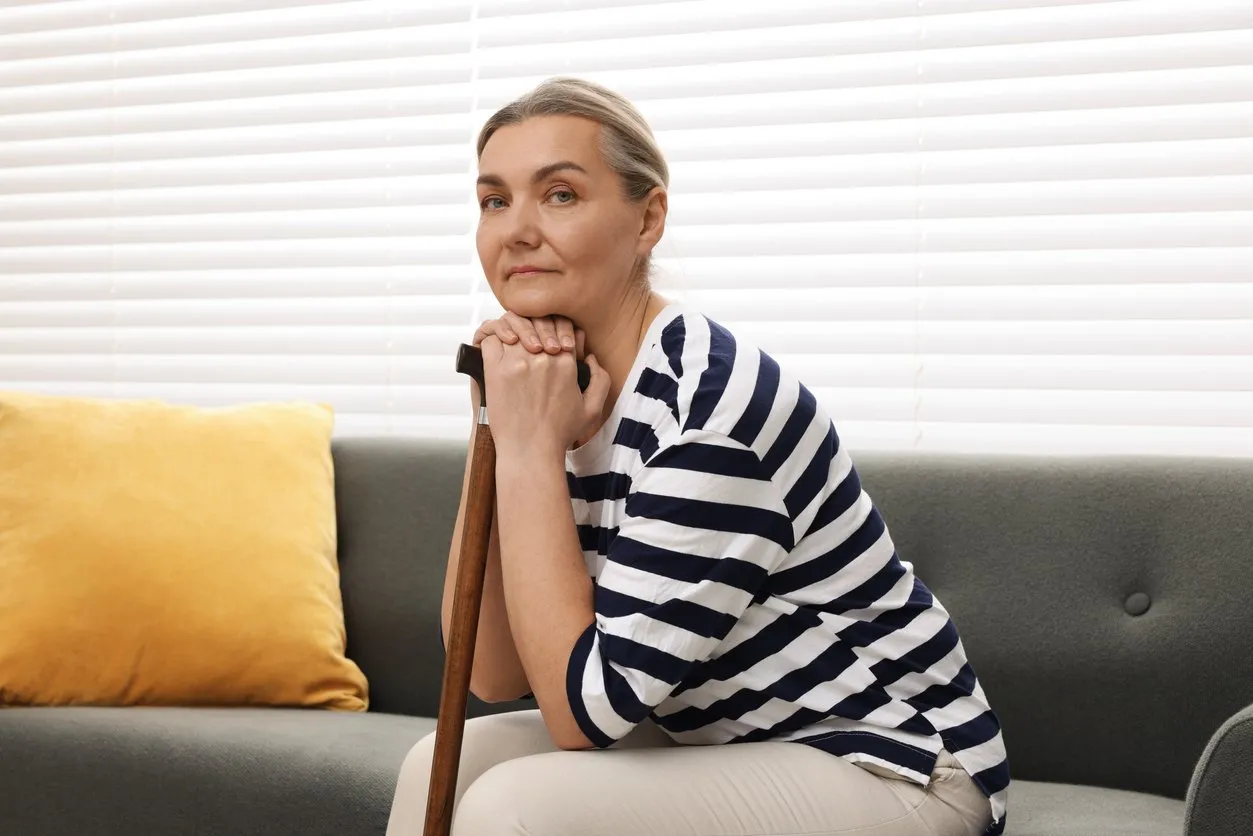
top-left (0, 117), bottom-right (472, 167)
top-left (0, 1), bottom-right (472, 62)
top-left (4, 380), bottom-right (470, 415)
top-left (0, 0), bottom-right (389, 36)
top-left (664, 249), bottom-right (1253, 288)
top-left (688, 319), bottom-right (1253, 355)
top-left (0, 147), bottom-right (467, 193)
top-left (0, 326), bottom-right (471, 356)
top-left (2, 267), bottom-right (476, 300)
top-left (0, 296), bottom-right (473, 327)
top-left (476, 0), bottom-right (1252, 74)
top-left (0, 237), bottom-right (472, 273)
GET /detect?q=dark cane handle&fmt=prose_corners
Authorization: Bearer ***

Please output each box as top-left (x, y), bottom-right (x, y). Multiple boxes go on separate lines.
top-left (455, 344), bottom-right (591, 405)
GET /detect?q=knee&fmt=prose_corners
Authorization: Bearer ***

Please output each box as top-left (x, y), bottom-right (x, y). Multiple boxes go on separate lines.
top-left (385, 730), bottom-right (439, 836)
top-left (392, 726), bottom-right (440, 798)
top-left (389, 712), bottom-right (553, 836)
top-left (400, 710), bottom-right (546, 782)
top-left (452, 759), bottom-right (570, 836)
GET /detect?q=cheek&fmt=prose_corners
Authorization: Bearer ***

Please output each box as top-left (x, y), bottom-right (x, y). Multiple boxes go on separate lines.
top-left (475, 223), bottom-right (503, 291)
top-left (547, 220), bottom-right (588, 265)
top-left (475, 221), bottom-right (493, 260)
top-left (476, 221), bottom-right (501, 273)
top-left (556, 210), bottom-right (635, 270)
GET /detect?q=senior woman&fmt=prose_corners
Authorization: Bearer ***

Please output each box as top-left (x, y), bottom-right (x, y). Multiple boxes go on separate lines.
top-left (386, 77), bottom-right (1009, 836)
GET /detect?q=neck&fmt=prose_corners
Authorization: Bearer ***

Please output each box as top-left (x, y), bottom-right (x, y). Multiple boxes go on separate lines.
top-left (579, 287), bottom-right (666, 428)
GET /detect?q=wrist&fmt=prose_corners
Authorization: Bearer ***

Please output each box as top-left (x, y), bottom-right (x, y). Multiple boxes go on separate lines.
top-left (495, 442), bottom-right (567, 478)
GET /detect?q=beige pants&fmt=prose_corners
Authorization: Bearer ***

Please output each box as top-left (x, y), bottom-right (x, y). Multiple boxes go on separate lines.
top-left (386, 710), bottom-right (992, 836)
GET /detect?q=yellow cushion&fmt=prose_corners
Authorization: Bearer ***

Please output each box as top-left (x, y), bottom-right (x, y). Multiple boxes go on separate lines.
top-left (0, 390), bottom-right (368, 711)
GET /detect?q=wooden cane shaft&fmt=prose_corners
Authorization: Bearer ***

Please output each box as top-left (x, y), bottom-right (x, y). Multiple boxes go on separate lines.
top-left (422, 422), bottom-right (496, 836)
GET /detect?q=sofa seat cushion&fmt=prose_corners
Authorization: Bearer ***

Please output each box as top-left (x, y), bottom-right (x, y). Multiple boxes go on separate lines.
top-left (1007, 780), bottom-right (1184, 835)
top-left (0, 706), bottom-right (436, 836)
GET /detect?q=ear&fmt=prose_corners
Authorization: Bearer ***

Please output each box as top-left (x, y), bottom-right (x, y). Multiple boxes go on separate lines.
top-left (636, 187), bottom-right (667, 256)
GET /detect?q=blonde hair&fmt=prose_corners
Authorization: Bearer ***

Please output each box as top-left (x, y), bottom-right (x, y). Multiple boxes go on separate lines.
top-left (476, 77), bottom-right (669, 283)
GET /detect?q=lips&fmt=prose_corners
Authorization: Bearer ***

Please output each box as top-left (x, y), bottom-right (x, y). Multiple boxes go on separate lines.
top-left (507, 266), bottom-right (556, 278)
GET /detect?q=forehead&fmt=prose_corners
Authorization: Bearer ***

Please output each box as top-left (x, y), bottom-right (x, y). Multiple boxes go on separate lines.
top-left (478, 115), bottom-right (606, 177)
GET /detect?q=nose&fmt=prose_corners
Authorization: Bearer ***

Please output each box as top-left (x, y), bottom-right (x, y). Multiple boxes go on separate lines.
top-left (504, 198), bottom-right (541, 249)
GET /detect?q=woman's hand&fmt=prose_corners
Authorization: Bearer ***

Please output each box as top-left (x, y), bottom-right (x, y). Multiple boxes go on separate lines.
top-left (479, 331), bottom-right (610, 460)
top-left (470, 312), bottom-right (585, 408)
top-left (473, 311), bottom-right (579, 355)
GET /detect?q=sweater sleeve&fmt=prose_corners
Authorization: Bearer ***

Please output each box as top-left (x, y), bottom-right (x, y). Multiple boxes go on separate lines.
top-left (565, 428), bottom-right (793, 748)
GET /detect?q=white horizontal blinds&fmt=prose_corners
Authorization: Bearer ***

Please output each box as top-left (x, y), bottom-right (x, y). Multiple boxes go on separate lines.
top-left (0, 0), bottom-right (481, 437)
top-left (4, 1), bottom-right (1251, 455)
top-left (473, 0), bottom-right (1253, 456)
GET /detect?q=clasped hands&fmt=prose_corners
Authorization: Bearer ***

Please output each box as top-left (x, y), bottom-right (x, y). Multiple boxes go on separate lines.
top-left (472, 312), bottom-right (610, 459)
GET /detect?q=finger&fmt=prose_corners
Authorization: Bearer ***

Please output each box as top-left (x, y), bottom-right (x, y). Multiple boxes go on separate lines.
top-left (574, 327), bottom-right (586, 359)
top-left (478, 334), bottom-right (503, 379)
top-left (581, 354), bottom-right (612, 418)
top-left (473, 318), bottom-right (518, 347)
top-left (553, 316), bottom-right (577, 352)
top-left (532, 316), bottom-right (561, 354)
top-left (503, 311), bottom-right (544, 352)
top-left (480, 334), bottom-right (512, 392)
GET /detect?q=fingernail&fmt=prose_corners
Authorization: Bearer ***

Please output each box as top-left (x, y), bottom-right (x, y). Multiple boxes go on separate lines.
top-left (561, 336), bottom-right (575, 349)
top-left (546, 338), bottom-right (560, 350)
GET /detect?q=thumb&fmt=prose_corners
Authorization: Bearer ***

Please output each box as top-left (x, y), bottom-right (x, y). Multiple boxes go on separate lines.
top-left (581, 354), bottom-right (611, 416)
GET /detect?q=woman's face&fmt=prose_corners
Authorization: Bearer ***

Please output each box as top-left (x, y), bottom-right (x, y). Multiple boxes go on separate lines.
top-left (475, 115), bottom-right (660, 323)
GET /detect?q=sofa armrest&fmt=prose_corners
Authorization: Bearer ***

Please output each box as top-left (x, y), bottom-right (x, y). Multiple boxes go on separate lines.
top-left (1184, 701), bottom-right (1253, 836)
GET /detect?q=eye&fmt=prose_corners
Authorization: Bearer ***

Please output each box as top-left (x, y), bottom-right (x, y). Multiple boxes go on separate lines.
top-left (480, 196), bottom-right (506, 211)
top-left (548, 189), bottom-right (576, 205)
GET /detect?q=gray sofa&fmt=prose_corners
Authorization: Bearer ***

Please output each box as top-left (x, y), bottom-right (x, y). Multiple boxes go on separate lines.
top-left (2, 437), bottom-right (1250, 836)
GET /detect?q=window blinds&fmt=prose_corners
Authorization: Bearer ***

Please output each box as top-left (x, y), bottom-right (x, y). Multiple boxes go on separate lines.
top-left (2, 0), bottom-right (480, 438)
top-left (2, 0), bottom-right (1251, 455)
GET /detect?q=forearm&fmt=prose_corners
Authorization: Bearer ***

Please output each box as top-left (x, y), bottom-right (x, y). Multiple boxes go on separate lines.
top-left (441, 397), bottom-right (530, 702)
top-left (494, 446), bottom-right (595, 749)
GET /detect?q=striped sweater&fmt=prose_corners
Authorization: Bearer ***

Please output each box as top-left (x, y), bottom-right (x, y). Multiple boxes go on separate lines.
top-left (563, 303), bottom-right (1009, 834)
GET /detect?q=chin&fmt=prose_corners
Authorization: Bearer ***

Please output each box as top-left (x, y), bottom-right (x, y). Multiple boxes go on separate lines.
top-left (499, 286), bottom-right (569, 320)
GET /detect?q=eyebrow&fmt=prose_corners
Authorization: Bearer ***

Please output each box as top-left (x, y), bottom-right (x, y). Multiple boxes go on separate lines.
top-left (476, 160), bottom-right (588, 189)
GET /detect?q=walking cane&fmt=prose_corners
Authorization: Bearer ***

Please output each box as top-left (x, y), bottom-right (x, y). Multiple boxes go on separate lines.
top-left (422, 343), bottom-right (589, 836)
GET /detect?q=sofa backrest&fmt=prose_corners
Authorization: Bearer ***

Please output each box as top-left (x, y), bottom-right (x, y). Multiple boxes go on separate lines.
top-left (851, 451), bottom-right (1253, 800)
top-left (331, 437), bottom-right (464, 720)
top-left (331, 437), bottom-right (1253, 800)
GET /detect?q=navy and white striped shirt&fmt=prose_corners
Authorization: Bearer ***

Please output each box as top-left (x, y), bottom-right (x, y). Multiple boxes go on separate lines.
top-left (564, 303), bottom-right (1009, 834)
